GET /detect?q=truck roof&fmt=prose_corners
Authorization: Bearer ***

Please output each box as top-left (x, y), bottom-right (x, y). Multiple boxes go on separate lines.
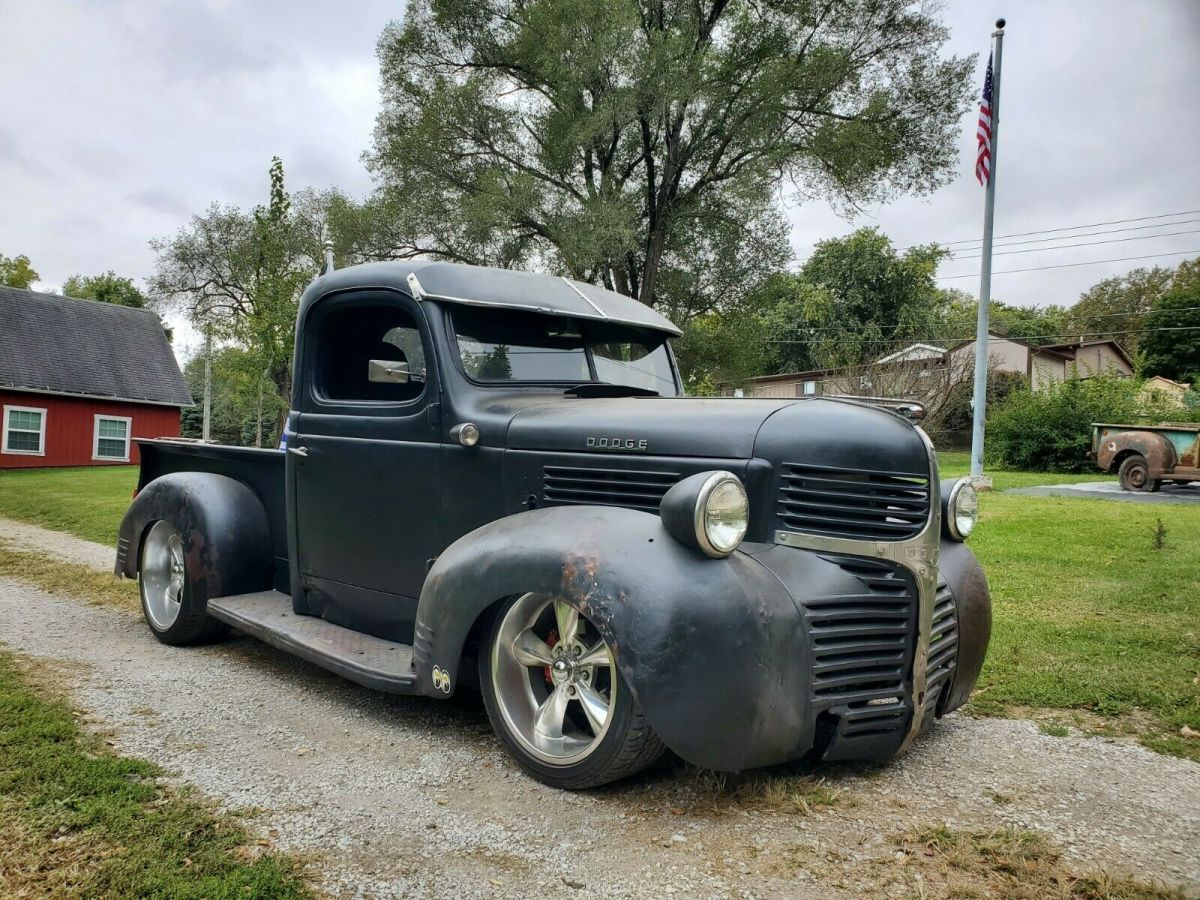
top-left (307, 261), bottom-right (683, 337)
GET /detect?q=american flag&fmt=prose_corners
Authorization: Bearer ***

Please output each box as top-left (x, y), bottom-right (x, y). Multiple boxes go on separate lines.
top-left (975, 53), bottom-right (994, 185)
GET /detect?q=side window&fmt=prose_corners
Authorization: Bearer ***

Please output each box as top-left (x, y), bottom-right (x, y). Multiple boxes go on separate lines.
top-left (383, 325), bottom-right (426, 380)
top-left (314, 299), bottom-right (428, 404)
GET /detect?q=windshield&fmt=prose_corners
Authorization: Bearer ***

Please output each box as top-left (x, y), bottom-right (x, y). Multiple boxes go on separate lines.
top-left (451, 306), bottom-right (679, 396)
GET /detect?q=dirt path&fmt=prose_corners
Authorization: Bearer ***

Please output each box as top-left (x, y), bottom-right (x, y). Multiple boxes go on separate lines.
top-left (2, 577), bottom-right (1197, 899)
top-left (0, 517), bottom-right (115, 570)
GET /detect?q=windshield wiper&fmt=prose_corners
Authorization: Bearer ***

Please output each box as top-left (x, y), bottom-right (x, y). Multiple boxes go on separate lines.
top-left (564, 382), bottom-right (659, 398)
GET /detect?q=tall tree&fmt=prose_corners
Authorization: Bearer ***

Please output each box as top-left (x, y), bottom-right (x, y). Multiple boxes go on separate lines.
top-left (1063, 266), bottom-right (1172, 353)
top-left (150, 158), bottom-right (316, 424)
top-left (937, 292), bottom-right (1069, 346)
top-left (1141, 258), bottom-right (1200, 383)
top-left (368, 0), bottom-right (974, 316)
top-left (765, 228), bottom-right (948, 371)
top-left (0, 253), bottom-right (38, 288)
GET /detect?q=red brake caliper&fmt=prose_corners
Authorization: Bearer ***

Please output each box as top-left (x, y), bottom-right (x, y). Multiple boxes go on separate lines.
top-left (543, 629), bottom-right (559, 685)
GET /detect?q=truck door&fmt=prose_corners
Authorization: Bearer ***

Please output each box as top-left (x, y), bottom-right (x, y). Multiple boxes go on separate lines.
top-left (289, 288), bottom-right (441, 640)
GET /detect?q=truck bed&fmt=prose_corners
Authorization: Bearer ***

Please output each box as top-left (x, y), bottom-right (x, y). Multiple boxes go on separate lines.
top-left (135, 438), bottom-right (289, 592)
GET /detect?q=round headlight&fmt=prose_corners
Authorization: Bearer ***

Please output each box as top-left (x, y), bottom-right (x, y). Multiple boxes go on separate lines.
top-left (696, 472), bottom-right (749, 557)
top-left (944, 479), bottom-right (979, 541)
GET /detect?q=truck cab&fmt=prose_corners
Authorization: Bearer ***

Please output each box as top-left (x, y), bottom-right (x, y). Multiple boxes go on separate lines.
top-left (118, 261), bottom-right (991, 789)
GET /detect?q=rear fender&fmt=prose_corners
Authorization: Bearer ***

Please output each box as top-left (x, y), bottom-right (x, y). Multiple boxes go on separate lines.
top-left (1095, 430), bottom-right (1175, 476)
top-left (415, 506), bottom-right (807, 772)
top-left (116, 472), bottom-right (273, 601)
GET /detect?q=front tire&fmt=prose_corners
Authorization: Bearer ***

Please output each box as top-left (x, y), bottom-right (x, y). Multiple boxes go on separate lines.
top-left (479, 592), bottom-right (665, 789)
top-left (138, 520), bottom-right (226, 646)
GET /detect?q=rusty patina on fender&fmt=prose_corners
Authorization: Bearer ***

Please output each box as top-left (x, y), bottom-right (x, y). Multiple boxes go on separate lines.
top-left (414, 504), bottom-right (992, 772)
top-left (415, 505), bottom-right (812, 772)
top-left (1094, 428), bottom-right (1176, 477)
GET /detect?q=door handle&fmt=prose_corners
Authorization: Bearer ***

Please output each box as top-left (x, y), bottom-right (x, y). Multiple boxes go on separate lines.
top-left (288, 446), bottom-right (308, 457)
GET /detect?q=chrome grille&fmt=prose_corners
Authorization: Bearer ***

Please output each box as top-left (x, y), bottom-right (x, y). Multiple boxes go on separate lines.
top-left (777, 463), bottom-right (931, 541)
top-left (809, 557), bottom-right (916, 730)
top-left (925, 580), bottom-right (959, 706)
top-left (542, 466), bottom-right (679, 513)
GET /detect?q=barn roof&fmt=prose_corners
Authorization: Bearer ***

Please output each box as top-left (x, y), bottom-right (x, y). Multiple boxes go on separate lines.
top-left (0, 286), bottom-right (192, 407)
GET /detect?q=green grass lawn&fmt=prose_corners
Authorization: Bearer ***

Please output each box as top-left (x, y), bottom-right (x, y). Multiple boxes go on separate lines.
top-left (936, 449), bottom-right (1114, 491)
top-left (0, 650), bottom-right (309, 897)
top-left (0, 466), bottom-right (137, 545)
top-left (2, 460), bottom-right (1197, 762)
top-left (937, 450), bottom-right (1200, 761)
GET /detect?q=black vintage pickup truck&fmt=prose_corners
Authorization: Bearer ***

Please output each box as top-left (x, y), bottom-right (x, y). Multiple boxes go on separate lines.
top-left (117, 261), bottom-right (990, 789)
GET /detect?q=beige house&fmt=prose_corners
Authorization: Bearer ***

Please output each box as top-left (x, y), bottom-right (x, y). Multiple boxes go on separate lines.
top-left (740, 333), bottom-right (1134, 399)
top-left (1140, 375), bottom-right (1193, 407)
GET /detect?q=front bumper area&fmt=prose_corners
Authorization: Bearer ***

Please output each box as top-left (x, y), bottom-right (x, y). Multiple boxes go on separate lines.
top-left (733, 539), bottom-right (989, 766)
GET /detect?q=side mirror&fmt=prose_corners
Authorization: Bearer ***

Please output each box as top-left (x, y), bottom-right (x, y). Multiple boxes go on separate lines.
top-left (368, 359), bottom-right (410, 384)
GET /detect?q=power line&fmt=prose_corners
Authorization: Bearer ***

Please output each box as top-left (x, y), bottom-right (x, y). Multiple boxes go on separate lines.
top-left (947, 228), bottom-right (1200, 261)
top-left (764, 325), bottom-right (1200, 346)
top-left (964, 218), bottom-right (1200, 252)
top-left (898, 208), bottom-right (1200, 251)
top-left (760, 305), bottom-right (1200, 336)
top-left (936, 249), bottom-right (1200, 280)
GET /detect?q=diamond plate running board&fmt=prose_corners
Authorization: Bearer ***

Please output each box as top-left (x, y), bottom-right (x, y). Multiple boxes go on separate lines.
top-left (207, 591), bottom-right (418, 694)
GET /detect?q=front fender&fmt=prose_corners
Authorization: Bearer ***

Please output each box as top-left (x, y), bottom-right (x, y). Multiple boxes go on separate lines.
top-left (116, 472), bottom-right (273, 601)
top-left (416, 506), bottom-right (807, 772)
top-left (938, 541), bottom-right (991, 714)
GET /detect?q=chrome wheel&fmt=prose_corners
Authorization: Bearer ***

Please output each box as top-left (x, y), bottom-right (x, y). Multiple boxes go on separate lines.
top-left (491, 593), bottom-right (616, 766)
top-left (141, 520), bottom-right (185, 630)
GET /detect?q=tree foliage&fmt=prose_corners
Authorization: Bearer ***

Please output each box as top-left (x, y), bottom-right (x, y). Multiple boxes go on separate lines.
top-left (936, 291), bottom-right (1068, 347)
top-left (368, 0), bottom-right (974, 317)
top-left (150, 158), bottom-right (320, 422)
top-left (675, 228), bottom-right (949, 385)
top-left (1140, 258), bottom-right (1200, 383)
top-left (986, 375), bottom-right (1145, 472)
top-left (0, 253), bottom-right (39, 289)
top-left (181, 346), bottom-right (287, 447)
top-left (1062, 266), bottom-right (1172, 353)
top-left (62, 271), bottom-right (149, 308)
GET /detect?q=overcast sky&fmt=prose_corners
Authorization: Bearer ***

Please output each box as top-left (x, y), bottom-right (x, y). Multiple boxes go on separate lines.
top-left (2, 0), bottom-right (1198, 362)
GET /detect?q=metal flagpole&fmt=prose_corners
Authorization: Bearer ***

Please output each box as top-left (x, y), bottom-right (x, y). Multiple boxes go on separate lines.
top-left (969, 18), bottom-right (1006, 485)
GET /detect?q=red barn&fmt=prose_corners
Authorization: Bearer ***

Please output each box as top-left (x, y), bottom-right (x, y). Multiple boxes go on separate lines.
top-left (0, 286), bottom-right (191, 468)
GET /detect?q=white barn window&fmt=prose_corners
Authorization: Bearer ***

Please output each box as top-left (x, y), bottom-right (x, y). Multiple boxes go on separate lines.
top-left (93, 414), bottom-right (132, 461)
top-left (2, 405), bottom-right (47, 455)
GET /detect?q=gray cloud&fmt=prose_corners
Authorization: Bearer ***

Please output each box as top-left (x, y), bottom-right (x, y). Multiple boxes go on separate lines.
top-left (785, 0), bottom-right (1200, 309)
top-left (1, 0), bottom-right (1196, 327)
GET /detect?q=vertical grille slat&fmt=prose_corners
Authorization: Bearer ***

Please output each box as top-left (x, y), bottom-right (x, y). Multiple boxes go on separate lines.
top-left (809, 556), bottom-right (916, 708)
top-left (926, 581), bottom-right (960, 703)
top-left (542, 466), bottom-right (679, 512)
top-left (777, 463), bottom-right (930, 541)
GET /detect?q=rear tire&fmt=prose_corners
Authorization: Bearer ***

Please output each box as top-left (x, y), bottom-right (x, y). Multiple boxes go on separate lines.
top-left (1117, 454), bottom-right (1156, 492)
top-left (138, 520), bottom-right (227, 646)
top-left (479, 592), bottom-right (665, 789)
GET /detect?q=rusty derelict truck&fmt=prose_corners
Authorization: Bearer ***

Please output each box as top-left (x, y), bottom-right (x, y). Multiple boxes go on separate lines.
top-left (1092, 422), bottom-right (1200, 492)
top-left (117, 261), bottom-right (990, 789)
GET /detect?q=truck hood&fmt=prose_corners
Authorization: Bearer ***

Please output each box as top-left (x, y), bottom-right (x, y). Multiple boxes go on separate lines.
top-left (505, 395), bottom-right (932, 478)
top-left (506, 396), bottom-right (798, 459)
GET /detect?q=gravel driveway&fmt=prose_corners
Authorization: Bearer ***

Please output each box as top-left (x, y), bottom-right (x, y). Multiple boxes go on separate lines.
top-left (1, 576), bottom-right (1197, 898)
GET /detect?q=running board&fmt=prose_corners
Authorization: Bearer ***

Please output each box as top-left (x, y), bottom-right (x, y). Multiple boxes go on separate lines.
top-left (207, 591), bottom-right (418, 693)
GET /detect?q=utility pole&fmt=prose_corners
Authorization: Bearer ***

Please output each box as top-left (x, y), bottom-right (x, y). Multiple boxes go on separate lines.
top-left (969, 18), bottom-right (1006, 487)
top-left (202, 324), bottom-right (213, 443)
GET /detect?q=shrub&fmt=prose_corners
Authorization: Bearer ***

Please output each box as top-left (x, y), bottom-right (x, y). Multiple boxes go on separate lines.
top-left (986, 375), bottom-right (1143, 472)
